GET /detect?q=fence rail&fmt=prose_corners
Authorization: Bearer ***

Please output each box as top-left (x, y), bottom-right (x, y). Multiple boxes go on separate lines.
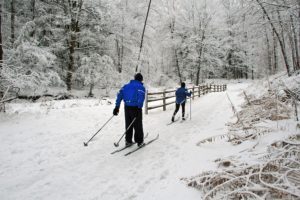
top-left (145, 84), bottom-right (227, 114)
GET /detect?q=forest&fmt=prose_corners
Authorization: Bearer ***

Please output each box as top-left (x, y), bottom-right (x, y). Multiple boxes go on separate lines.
top-left (0, 0), bottom-right (299, 98)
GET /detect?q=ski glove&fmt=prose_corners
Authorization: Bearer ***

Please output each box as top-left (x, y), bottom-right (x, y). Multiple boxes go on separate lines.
top-left (113, 107), bottom-right (119, 116)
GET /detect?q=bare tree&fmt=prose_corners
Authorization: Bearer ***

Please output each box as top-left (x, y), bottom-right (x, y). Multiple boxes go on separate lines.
top-left (192, 0), bottom-right (211, 85)
top-left (298, 1), bottom-right (300, 68)
top-left (136, 0), bottom-right (152, 72)
top-left (10, 0), bottom-right (15, 44)
top-left (265, 27), bottom-right (272, 74)
top-left (64, 0), bottom-right (83, 91)
top-left (255, 0), bottom-right (292, 76)
top-left (0, 3), bottom-right (2, 66)
top-left (285, 0), bottom-right (299, 71)
top-left (31, 0), bottom-right (35, 20)
top-left (0, 3), bottom-right (3, 98)
top-left (115, 1), bottom-right (126, 73)
top-left (287, 14), bottom-right (299, 71)
top-left (272, 30), bottom-right (278, 73)
top-left (168, 0), bottom-right (182, 83)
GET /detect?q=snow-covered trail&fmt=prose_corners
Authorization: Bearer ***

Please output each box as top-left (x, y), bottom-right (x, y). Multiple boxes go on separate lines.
top-left (0, 83), bottom-right (248, 200)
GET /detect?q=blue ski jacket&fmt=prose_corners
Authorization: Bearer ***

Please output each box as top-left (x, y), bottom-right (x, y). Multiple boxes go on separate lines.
top-left (115, 80), bottom-right (146, 108)
top-left (175, 87), bottom-right (192, 104)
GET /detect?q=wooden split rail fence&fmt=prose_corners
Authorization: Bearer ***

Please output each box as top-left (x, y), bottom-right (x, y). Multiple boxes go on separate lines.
top-left (145, 84), bottom-right (227, 114)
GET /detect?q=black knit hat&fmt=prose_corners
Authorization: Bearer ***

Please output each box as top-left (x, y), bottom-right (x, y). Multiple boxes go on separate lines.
top-left (134, 73), bottom-right (143, 82)
top-left (181, 82), bottom-right (186, 88)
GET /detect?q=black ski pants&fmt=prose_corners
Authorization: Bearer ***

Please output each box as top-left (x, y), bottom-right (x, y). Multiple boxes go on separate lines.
top-left (173, 102), bottom-right (186, 117)
top-left (124, 106), bottom-right (144, 144)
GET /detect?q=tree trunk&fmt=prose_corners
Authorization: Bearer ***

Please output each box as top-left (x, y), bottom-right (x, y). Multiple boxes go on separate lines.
top-left (0, 3), bottom-right (2, 66)
top-left (196, 28), bottom-right (206, 85)
top-left (115, 37), bottom-right (122, 73)
top-left (265, 29), bottom-right (272, 75)
top-left (88, 83), bottom-right (94, 97)
top-left (31, 0), bottom-right (35, 20)
top-left (298, 1), bottom-right (300, 70)
top-left (116, 3), bottom-right (125, 74)
top-left (120, 8), bottom-right (124, 73)
top-left (174, 49), bottom-right (182, 83)
top-left (196, 43), bottom-right (204, 85)
top-left (272, 30), bottom-right (278, 73)
top-left (10, 0), bottom-right (15, 44)
top-left (227, 50), bottom-right (233, 79)
top-left (66, 0), bottom-right (82, 91)
top-left (288, 21), bottom-right (297, 71)
top-left (256, 0), bottom-right (291, 76)
top-left (135, 0), bottom-right (152, 72)
top-left (196, 60), bottom-right (201, 85)
top-left (67, 30), bottom-right (76, 91)
top-left (0, 3), bottom-right (3, 99)
top-left (290, 15), bottom-right (299, 71)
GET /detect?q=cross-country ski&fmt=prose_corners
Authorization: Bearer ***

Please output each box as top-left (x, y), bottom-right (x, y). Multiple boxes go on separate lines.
top-left (111, 133), bottom-right (149, 154)
top-left (124, 134), bottom-right (159, 156)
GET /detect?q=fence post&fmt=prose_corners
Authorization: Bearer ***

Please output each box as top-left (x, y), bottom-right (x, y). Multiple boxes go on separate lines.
top-left (163, 89), bottom-right (166, 111)
top-left (192, 86), bottom-right (195, 100)
top-left (198, 85), bottom-right (200, 97)
top-left (145, 90), bottom-right (148, 114)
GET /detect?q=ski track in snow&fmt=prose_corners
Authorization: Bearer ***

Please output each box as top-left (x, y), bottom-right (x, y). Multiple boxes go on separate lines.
top-left (0, 83), bottom-right (249, 200)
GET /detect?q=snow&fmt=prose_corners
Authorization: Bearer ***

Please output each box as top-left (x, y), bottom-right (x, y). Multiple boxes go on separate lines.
top-left (0, 82), bottom-right (298, 200)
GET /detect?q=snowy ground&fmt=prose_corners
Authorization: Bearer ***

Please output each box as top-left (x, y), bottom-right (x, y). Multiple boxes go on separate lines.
top-left (1, 82), bottom-right (296, 200)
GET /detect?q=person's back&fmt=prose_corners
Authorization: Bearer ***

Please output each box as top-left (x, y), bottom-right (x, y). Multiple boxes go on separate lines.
top-left (175, 87), bottom-right (189, 104)
top-left (113, 73), bottom-right (146, 147)
top-left (120, 80), bottom-right (145, 108)
top-left (171, 82), bottom-right (191, 122)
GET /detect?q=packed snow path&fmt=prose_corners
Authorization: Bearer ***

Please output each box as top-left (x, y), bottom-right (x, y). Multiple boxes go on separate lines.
top-left (0, 83), bottom-right (248, 200)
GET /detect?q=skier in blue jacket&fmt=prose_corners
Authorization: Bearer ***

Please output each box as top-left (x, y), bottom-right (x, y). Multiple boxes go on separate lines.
top-left (113, 73), bottom-right (146, 147)
top-left (172, 82), bottom-right (192, 122)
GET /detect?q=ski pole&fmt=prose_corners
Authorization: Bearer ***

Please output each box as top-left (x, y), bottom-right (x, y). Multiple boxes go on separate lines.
top-left (114, 118), bottom-right (136, 147)
top-left (83, 115), bottom-right (114, 146)
top-left (190, 97), bottom-right (192, 120)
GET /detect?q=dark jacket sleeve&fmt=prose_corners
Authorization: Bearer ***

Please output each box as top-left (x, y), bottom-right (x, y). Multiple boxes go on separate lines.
top-left (185, 89), bottom-right (192, 97)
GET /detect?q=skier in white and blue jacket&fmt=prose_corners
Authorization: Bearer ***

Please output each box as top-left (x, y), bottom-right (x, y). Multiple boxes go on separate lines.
top-left (172, 82), bottom-right (192, 122)
top-left (113, 73), bottom-right (146, 147)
